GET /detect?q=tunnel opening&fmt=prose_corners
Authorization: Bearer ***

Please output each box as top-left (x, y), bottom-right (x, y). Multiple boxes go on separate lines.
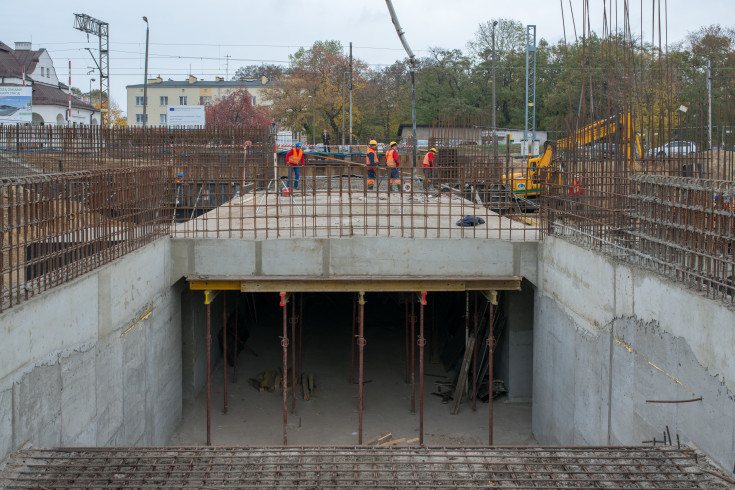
top-left (177, 286), bottom-right (534, 447)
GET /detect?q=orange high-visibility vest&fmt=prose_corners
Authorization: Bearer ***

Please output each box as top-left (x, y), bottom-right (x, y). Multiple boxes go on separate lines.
top-left (287, 148), bottom-right (303, 166)
top-left (423, 152), bottom-right (434, 167)
top-left (570, 179), bottom-right (582, 196)
top-left (366, 147), bottom-right (378, 167)
top-left (386, 148), bottom-right (398, 167)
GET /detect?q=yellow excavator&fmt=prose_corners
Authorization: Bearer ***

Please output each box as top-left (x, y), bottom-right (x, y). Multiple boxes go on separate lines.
top-left (504, 114), bottom-right (644, 198)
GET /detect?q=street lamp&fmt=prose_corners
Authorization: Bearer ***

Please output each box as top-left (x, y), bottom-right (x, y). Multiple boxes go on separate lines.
top-left (308, 95), bottom-right (315, 145)
top-left (491, 20), bottom-right (498, 156)
top-left (142, 16), bottom-right (149, 128)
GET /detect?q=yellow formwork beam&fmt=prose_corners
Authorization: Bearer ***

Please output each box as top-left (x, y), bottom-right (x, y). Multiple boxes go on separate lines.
top-left (188, 276), bottom-right (521, 293)
top-left (190, 281), bottom-right (241, 291)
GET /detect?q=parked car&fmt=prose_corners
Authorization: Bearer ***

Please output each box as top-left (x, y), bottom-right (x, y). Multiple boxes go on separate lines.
top-left (648, 140), bottom-right (698, 157)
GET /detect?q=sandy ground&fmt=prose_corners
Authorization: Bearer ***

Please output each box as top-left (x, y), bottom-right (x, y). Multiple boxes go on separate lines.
top-left (169, 295), bottom-right (536, 448)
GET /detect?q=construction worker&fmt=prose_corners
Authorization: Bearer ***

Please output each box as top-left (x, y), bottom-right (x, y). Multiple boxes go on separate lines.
top-left (285, 142), bottom-right (305, 192)
top-left (365, 140), bottom-right (379, 190)
top-left (570, 175), bottom-right (582, 199)
top-left (423, 147), bottom-right (438, 191)
top-left (385, 141), bottom-right (401, 192)
top-left (322, 129), bottom-right (331, 153)
top-left (570, 174), bottom-right (582, 210)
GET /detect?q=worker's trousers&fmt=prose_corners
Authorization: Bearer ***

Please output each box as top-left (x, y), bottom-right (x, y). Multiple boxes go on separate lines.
top-left (423, 166), bottom-right (433, 187)
top-left (287, 165), bottom-right (300, 189)
top-left (388, 165), bottom-right (400, 184)
top-left (367, 167), bottom-right (376, 189)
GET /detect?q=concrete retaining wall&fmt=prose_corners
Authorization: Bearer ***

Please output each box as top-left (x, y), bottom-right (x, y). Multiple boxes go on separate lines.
top-left (534, 237), bottom-right (735, 470)
top-left (0, 238), bottom-right (182, 462)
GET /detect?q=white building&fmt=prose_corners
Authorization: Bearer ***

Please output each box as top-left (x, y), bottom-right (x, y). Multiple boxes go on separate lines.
top-left (0, 41), bottom-right (99, 126)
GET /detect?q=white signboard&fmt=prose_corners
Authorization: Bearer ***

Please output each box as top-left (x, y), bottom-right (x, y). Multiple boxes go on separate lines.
top-left (167, 105), bottom-right (205, 128)
top-left (0, 86), bottom-right (32, 123)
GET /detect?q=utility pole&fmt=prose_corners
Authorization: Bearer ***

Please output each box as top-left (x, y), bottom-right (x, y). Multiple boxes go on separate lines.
top-left (523, 25), bottom-right (537, 157)
top-left (142, 16), bottom-right (149, 128)
top-left (491, 20), bottom-right (498, 157)
top-left (707, 59), bottom-right (712, 150)
top-left (342, 71), bottom-right (347, 146)
top-left (74, 13), bottom-right (109, 126)
top-left (349, 42), bottom-right (353, 147)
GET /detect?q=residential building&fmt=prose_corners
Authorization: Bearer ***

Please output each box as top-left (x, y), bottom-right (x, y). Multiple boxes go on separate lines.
top-left (0, 41), bottom-right (98, 125)
top-left (125, 75), bottom-right (273, 127)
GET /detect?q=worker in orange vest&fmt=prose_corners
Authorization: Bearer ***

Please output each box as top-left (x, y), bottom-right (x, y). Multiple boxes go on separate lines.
top-left (285, 142), bottom-right (305, 192)
top-left (386, 141), bottom-right (401, 192)
top-left (365, 140), bottom-right (379, 190)
top-left (570, 175), bottom-right (582, 198)
top-left (422, 147), bottom-right (438, 191)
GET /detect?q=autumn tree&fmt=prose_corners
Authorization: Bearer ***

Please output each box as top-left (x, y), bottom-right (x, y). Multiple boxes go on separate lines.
top-left (205, 88), bottom-right (272, 128)
top-left (233, 64), bottom-right (285, 82)
top-left (264, 41), bottom-right (371, 143)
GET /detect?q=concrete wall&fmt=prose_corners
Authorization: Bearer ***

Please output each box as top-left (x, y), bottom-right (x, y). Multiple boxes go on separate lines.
top-left (534, 237), bottom-right (735, 470)
top-left (171, 237), bottom-right (538, 283)
top-left (502, 281), bottom-right (535, 402)
top-left (0, 238), bottom-right (182, 462)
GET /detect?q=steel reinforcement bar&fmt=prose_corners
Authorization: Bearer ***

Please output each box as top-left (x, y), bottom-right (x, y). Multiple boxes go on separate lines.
top-left (1, 445), bottom-right (731, 488)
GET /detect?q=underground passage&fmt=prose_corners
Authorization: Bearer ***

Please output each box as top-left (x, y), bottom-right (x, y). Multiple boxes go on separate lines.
top-left (176, 283), bottom-right (536, 448)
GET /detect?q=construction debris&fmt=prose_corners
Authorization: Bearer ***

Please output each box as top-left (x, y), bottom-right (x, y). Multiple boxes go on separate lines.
top-left (248, 369), bottom-right (278, 392)
top-left (300, 373), bottom-right (315, 400)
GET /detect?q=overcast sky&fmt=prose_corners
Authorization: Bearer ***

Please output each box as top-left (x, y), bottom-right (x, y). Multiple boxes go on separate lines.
top-left (2, 0), bottom-right (730, 115)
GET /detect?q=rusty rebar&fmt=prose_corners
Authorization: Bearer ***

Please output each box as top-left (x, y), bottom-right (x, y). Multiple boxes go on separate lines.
top-left (206, 302), bottom-right (211, 446)
top-left (2, 445), bottom-right (723, 488)
top-left (357, 292), bottom-right (366, 445)
top-left (418, 292), bottom-right (426, 446)
top-left (223, 292), bottom-right (228, 415)
top-left (281, 292), bottom-right (289, 445)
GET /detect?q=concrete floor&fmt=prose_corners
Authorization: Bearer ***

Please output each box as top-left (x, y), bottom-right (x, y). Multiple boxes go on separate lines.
top-left (170, 294), bottom-right (536, 447)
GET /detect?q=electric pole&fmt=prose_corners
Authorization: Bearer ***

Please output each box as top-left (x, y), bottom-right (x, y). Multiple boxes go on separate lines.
top-left (74, 13), bottom-right (109, 126)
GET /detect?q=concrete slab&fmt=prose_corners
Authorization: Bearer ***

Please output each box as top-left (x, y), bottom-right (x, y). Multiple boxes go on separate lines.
top-left (173, 191), bottom-right (539, 241)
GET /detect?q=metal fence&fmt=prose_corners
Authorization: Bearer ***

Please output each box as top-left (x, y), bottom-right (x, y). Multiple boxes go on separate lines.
top-left (543, 172), bottom-right (735, 305)
top-left (0, 126), bottom-right (271, 177)
top-left (1, 168), bottom-right (170, 312)
top-left (169, 162), bottom-right (538, 240)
